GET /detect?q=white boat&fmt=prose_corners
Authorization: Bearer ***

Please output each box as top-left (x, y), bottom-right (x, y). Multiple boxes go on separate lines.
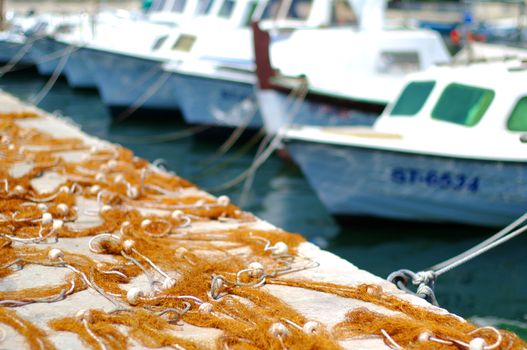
top-left (26, 13), bottom-right (91, 76)
top-left (162, 0), bottom-right (366, 129)
top-left (52, 12), bottom-right (167, 89)
top-left (53, 0), bottom-right (199, 89)
top-left (78, 0), bottom-right (258, 116)
top-left (283, 61), bottom-right (527, 227)
top-left (253, 3), bottom-right (451, 135)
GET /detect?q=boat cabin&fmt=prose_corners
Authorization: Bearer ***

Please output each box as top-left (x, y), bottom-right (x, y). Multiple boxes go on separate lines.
top-left (148, 0), bottom-right (260, 59)
top-left (375, 61), bottom-right (527, 142)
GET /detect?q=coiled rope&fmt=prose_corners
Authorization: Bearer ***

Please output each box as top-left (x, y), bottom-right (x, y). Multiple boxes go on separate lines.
top-left (388, 212), bottom-right (527, 306)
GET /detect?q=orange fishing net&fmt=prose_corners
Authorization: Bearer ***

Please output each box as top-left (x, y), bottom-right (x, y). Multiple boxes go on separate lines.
top-left (1, 112), bottom-right (525, 350)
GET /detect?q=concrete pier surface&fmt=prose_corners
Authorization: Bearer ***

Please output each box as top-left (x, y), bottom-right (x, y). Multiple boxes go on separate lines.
top-left (0, 89), bottom-right (525, 350)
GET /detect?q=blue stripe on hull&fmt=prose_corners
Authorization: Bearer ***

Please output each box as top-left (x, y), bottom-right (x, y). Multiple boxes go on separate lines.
top-left (63, 47), bottom-right (96, 89)
top-left (286, 141), bottom-right (527, 227)
top-left (83, 48), bottom-right (178, 111)
top-left (174, 73), bottom-right (262, 128)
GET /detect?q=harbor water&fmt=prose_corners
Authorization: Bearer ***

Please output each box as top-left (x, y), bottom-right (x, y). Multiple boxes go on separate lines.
top-left (1, 69), bottom-right (526, 338)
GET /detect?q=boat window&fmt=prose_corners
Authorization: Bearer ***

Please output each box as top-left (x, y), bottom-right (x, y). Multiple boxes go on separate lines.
top-left (243, 2), bottom-right (259, 26)
top-left (260, 0), bottom-right (312, 21)
top-left (390, 81), bottom-right (435, 116)
top-left (172, 34), bottom-right (196, 52)
top-left (170, 0), bottom-right (187, 12)
top-left (377, 51), bottom-right (420, 75)
top-left (149, 0), bottom-right (166, 12)
top-left (507, 96), bottom-right (527, 131)
top-left (218, 0), bottom-right (236, 18)
top-left (54, 23), bottom-right (74, 35)
top-left (152, 35), bottom-right (168, 51)
top-left (195, 0), bottom-right (214, 15)
top-left (331, 0), bottom-right (357, 26)
top-left (287, 0), bottom-right (312, 20)
top-left (260, 0), bottom-right (281, 20)
top-left (432, 83), bottom-right (495, 127)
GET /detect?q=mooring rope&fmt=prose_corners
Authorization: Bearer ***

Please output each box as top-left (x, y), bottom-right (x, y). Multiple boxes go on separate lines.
top-left (206, 79), bottom-right (309, 193)
top-left (199, 98), bottom-right (258, 167)
top-left (0, 35), bottom-right (41, 78)
top-left (29, 44), bottom-right (75, 106)
top-left (236, 78), bottom-right (310, 200)
top-left (192, 128), bottom-right (265, 181)
top-left (115, 67), bottom-right (172, 122)
top-left (388, 212), bottom-right (527, 306)
top-left (109, 125), bottom-right (211, 144)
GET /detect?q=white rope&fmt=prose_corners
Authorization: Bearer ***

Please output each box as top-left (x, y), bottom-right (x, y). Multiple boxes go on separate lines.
top-left (430, 211), bottom-right (527, 272)
top-left (207, 79), bottom-right (309, 193)
top-left (30, 44), bottom-right (75, 106)
top-left (434, 223), bottom-right (527, 277)
top-left (389, 212), bottom-right (527, 305)
top-left (115, 68), bottom-right (171, 122)
top-left (0, 36), bottom-right (40, 78)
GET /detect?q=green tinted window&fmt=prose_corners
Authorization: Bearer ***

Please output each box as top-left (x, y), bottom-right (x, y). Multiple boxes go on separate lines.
top-left (432, 83), bottom-right (494, 127)
top-left (507, 97), bottom-right (527, 131)
top-left (218, 0), bottom-right (235, 18)
top-left (390, 81), bottom-right (435, 116)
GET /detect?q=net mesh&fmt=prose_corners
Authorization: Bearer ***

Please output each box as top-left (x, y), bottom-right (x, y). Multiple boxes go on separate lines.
top-left (0, 112), bottom-right (525, 350)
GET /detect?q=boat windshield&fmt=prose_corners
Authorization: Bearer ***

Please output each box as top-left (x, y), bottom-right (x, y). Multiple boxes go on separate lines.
top-left (149, 0), bottom-right (167, 12)
top-left (172, 34), bottom-right (196, 52)
top-left (261, 0), bottom-right (313, 21)
top-left (170, 0), bottom-right (187, 12)
top-left (390, 81), bottom-right (435, 117)
top-left (331, 0), bottom-right (358, 26)
top-left (195, 0), bottom-right (214, 15)
top-left (151, 35), bottom-right (168, 51)
top-left (432, 83), bottom-right (495, 127)
top-left (218, 0), bottom-right (236, 18)
top-left (507, 96), bottom-right (527, 131)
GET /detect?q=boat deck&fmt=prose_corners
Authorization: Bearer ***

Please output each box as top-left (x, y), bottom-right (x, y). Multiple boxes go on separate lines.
top-left (0, 90), bottom-right (524, 349)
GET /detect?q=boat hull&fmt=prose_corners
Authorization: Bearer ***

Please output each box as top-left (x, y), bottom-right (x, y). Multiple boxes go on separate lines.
top-left (286, 140), bottom-right (527, 227)
top-left (83, 48), bottom-right (178, 114)
top-left (30, 37), bottom-right (63, 76)
top-left (173, 72), bottom-right (262, 128)
top-left (0, 39), bottom-right (33, 65)
top-left (258, 89), bottom-right (379, 135)
top-left (62, 46), bottom-right (97, 89)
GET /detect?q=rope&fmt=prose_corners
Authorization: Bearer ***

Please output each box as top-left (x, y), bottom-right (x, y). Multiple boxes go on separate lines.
top-left (236, 79), bottom-right (309, 202)
top-left (199, 99), bottom-right (258, 167)
top-left (205, 80), bottom-right (309, 193)
top-left (429, 211), bottom-right (527, 272)
top-left (434, 223), bottom-right (527, 277)
top-left (0, 42), bottom-right (80, 74)
top-left (115, 68), bottom-right (171, 122)
top-left (109, 125), bottom-right (210, 144)
top-left (388, 212), bottom-right (527, 306)
top-left (0, 36), bottom-right (40, 78)
top-left (29, 44), bottom-right (75, 106)
top-left (192, 129), bottom-right (265, 181)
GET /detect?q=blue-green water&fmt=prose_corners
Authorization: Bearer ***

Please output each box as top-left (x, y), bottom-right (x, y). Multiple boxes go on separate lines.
top-left (1, 71), bottom-right (526, 335)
